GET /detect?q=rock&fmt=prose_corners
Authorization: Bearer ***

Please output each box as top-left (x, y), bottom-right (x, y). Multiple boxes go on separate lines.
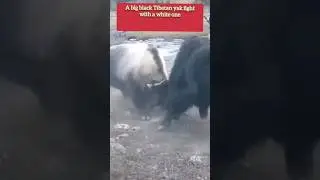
top-left (111, 142), bottom-right (126, 154)
top-left (131, 126), bottom-right (141, 132)
top-left (113, 123), bottom-right (130, 130)
top-left (116, 133), bottom-right (129, 139)
top-left (189, 154), bottom-right (202, 163)
top-left (136, 148), bottom-right (142, 153)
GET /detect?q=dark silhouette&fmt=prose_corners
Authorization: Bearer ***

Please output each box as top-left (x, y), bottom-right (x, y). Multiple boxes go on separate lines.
top-left (212, 0), bottom-right (320, 179)
top-left (155, 36), bottom-right (210, 129)
top-left (0, 0), bottom-right (109, 179)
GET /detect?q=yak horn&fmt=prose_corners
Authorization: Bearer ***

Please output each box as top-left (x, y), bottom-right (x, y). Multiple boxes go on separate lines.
top-left (146, 79), bottom-right (167, 88)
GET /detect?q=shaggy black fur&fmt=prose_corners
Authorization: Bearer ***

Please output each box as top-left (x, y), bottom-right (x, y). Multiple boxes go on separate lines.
top-left (212, 0), bottom-right (320, 179)
top-left (159, 36), bottom-right (210, 127)
top-left (0, 0), bottom-right (109, 179)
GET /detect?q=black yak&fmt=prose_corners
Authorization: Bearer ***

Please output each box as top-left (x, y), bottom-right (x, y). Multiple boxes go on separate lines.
top-left (0, 0), bottom-right (108, 179)
top-left (212, 0), bottom-right (320, 179)
top-left (156, 36), bottom-right (210, 129)
top-left (110, 42), bottom-right (169, 117)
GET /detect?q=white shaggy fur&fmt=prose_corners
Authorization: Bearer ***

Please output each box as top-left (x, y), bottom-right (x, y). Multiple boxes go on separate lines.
top-left (109, 42), bottom-right (168, 112)
top-left (110, 42), bottom-right (168, 87)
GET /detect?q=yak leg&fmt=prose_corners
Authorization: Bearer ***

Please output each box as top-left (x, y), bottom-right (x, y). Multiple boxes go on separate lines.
top-left (198, 105), bottom-right (209, 119)
top-left (192, 85), bottom-right (210, 120)
top-left (211, 132), bottom-right (252, 180)
top-left (131, 95), bottom-right (151, 121)
top-left (197, 90), bottom-right (210, 119)
top-left (284, 138), bottom-right (316, 180)
top-left (130, 84), bottom-right (153, 121)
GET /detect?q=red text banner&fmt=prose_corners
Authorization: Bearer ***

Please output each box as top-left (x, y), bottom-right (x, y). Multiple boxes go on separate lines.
top-left (117, 3), bottom-right (203, 32)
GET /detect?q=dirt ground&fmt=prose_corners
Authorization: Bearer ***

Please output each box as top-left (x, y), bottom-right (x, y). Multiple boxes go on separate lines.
top-left (110, 88), bottom-right (320, 180)
top-left (109, 10), bottom-right (211, 178)
top-left (110, 88), bottom-right (210, 180)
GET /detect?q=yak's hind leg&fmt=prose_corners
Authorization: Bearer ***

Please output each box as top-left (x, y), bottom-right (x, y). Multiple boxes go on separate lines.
top-left (197, 88), bottom-right (210, 120)
top-left (283, 137), bottom-right (316, 180)
top-left (198, 105), bottom-right (209, 119)
top-left (212, 129), bottom-right (254, 180)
